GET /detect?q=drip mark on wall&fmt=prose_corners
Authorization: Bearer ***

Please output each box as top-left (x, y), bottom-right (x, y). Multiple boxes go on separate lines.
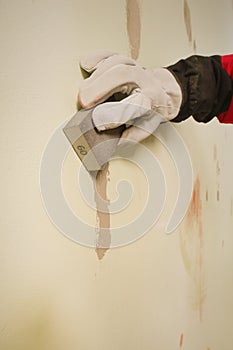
top-left (214, 145), bottom-right (221, 202)
top-left (92, 163), bottom-right (111, 260)
top-left (193, 39), bottom-right (197, 53)
top-left (126, 0), bottom-right (141, 60)
top-left (179, 333), bottom-right (184, 348)
top-left (216, 161), bottom-right (221, 176)
top-left (183, 0), bottom-right (197, 52)
top-left (205, 190), bottom-right (208, 202)
top-left (92, 0), bottom-right (142, 261)
top-left (180, 176), bottom-right (206, 321)
top-left (183, 0), bottom-right (192, 43)
top-left (230, 198), bottom-right (233, 216)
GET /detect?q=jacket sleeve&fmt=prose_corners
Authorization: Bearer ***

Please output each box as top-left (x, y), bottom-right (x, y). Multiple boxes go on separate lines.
top-left (217, 54), bottom-right (233, 123)
top-left (166, 55), bottom-right (233, 123)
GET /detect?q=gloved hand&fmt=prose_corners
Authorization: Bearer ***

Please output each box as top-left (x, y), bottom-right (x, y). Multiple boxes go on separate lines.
top-left (78, 51), bottom-right (182, 144)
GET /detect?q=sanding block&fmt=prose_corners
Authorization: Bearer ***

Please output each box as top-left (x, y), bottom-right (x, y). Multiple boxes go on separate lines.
top-left (63, 108), bottom-right (125, 172)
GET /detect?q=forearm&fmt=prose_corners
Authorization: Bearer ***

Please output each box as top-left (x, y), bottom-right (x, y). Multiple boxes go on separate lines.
top-left (166, 55), bottom-right (233, 123)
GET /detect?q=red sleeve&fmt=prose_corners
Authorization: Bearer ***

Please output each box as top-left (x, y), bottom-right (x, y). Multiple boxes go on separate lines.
top-left (217, 54), bottom-right (233, 123)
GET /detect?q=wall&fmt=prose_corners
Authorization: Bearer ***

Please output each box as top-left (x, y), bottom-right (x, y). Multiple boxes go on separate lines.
top-left (0, 1), bottom-right (233, 349)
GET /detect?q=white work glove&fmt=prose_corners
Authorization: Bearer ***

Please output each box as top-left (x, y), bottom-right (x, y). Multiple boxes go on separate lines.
top-left (78, 50), bottom-right (182, 144)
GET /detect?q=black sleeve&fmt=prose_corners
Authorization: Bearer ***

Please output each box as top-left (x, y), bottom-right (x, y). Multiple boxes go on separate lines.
top-left (166, 55), bottom-right (233, 123)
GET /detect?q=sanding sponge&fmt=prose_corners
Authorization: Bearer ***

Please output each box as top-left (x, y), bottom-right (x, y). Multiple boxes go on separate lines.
top-left (63, 108), bottom-right (125, 172)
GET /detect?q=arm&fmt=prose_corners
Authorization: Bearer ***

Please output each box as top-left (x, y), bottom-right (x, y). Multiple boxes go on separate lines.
top-left (78, 51), bottom-right (233, 145)
top-left (217, 54), bottom-right (233, 123)
top-left (167, 54), bottom-right (233, 123)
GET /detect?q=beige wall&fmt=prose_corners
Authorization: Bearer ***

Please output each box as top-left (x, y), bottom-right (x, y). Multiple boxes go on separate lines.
top-left (0, 1), bottom-right (233, 349)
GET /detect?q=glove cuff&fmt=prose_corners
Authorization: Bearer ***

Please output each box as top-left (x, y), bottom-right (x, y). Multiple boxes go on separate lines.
top-left (152, 68), bottom-right (182, 120)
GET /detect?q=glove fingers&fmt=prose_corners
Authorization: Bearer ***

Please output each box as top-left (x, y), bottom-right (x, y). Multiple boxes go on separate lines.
top-left (80, 50), bottom-right (136, 74)
top-left (79, 50), bottom-right (117, 75)
top-left (92, 92), bottom-right (151, 131)
top-left (78, 64), bottom-right (143, 108)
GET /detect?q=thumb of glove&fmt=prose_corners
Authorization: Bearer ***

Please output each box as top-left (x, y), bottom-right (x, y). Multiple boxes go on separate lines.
top-left (92, 91), bottom-right (152, 131)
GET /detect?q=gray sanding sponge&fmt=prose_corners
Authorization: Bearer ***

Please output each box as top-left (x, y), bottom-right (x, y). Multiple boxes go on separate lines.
top-left (63, 108), bottom-right (125, 172)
